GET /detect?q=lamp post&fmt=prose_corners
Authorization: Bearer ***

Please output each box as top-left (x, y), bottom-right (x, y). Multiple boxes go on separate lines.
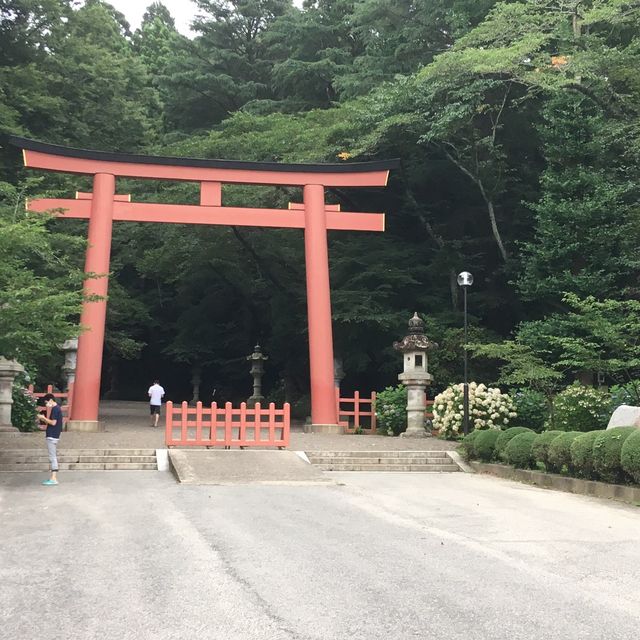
top-left (457, 271), bottom-right (473, 435)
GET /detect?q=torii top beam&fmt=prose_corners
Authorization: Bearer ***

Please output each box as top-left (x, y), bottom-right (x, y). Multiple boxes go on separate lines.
top-left (9, 136), bottom-right (399, 187)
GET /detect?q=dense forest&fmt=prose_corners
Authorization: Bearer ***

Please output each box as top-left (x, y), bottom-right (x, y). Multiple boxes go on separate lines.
top-left (2, 0), bottom-right (640, 411)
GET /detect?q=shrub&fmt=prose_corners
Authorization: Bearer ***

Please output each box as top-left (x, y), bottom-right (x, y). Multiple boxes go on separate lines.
top-left (474, 429), bottom-right (501, 462)
top-left (459, 430), bottom-right (482, 461)
top-left (609, 381), bottom-right (640, 408)
top-left (570, 431), bottom-right (604, 480)
top-left (511, 388), bottom-right (549, 433)
top-left (495, 427), bottom-right (533, 462)
top-left (11, 384), bottom-right (38, 432)
top-left (376, 385), bottom-right (408, 436)
top-left (531, 430), bottom-right (564, 468)
top-left (547, 383), bottom-right (610, 432)
top-left (546, 431), bottom-right (582, 473)
top-left (592, 427), bottom-right (636, 484)
top-left (433, 382), bottom-right (516, 439)
top-left (621, 430), bottom-right (640, 485)
top-left (505, 432), bottom-right (537, 468)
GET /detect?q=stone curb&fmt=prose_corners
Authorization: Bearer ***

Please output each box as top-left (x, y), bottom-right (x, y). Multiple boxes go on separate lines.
top-left (446, 451), bottom-right (475, 473)
top-left (470, 462), bottom-right (640, 505)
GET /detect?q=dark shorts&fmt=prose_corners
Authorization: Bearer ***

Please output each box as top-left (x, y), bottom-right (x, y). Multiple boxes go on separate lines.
top-left (150, 404), bottom-right (161, 415)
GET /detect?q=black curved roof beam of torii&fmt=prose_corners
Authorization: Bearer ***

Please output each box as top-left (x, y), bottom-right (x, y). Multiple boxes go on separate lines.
top-left (7, 135), bottom-right (400, 187)
top-left (8, 136), bottom-right (398, 232)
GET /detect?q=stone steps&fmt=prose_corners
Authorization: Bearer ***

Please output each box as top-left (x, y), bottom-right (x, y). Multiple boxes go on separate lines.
top-left (306, 450), bottom-right (460, 472)
top-left (0, 449), bottom-right (158, 472)
top-left (313, 463), bottom-right (459, 472)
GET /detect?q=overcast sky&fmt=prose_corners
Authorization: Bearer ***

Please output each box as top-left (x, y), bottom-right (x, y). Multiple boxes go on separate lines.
top-left (107, 0), bottom-right (303, 35)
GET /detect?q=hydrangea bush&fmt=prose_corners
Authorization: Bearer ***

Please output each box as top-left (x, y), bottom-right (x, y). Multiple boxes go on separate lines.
top-left (547, 382), bottom-right (611, 432)
top-left (432, 382), bottom-right (516, 439)
top-left (12, 384), bottom-right (38, 432)
top-left (376, 385), bottom-right (408, 436)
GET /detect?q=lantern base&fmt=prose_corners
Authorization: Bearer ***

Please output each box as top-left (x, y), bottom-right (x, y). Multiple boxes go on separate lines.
top-left (0, 425), bottom-right (20, 434)
top-left (67, 420), bottom-right (104, 432)
top-left (303, 423), bottom-right (342, 434)
top-left (401, 428), bottom-right (430, 438)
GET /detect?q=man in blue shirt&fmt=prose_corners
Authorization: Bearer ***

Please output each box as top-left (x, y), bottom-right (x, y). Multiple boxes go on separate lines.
top-left (37, 393), bottom-right (63, 486)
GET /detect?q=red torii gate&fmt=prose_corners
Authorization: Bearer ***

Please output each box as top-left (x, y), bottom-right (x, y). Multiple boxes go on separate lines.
top-left (9, 136), bottom-right (398, 433)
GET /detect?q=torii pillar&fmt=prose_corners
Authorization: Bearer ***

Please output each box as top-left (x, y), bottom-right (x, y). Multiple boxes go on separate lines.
top-left (303, 184), bottom-right (339, 431)
top-left (72, 174), bottom-right (115, 430)
top-left (11, 135), bottom-right (398, 433)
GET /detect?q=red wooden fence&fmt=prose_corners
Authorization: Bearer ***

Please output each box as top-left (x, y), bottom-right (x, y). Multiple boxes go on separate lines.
top-left (28, 383), bottom-right (74, 427)
top-left (165, 401), bottom-right (290, 448)
top-left (336, 390), bottom-right (377, 434)
top-left (336, 391), bottom-right (434, 435)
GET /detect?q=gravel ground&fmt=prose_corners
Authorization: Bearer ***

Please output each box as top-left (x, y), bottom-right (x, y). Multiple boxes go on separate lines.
top-left (0, 400), bottom-right (458, 452)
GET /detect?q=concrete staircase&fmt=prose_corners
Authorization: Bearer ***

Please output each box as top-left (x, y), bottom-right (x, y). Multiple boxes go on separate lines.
top-left (306, 450), bottom-right (460, 472)
top-left (0, 449), bottom-right (158, 472)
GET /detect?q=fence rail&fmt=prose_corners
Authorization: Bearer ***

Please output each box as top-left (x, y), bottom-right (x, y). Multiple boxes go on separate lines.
top-left (27, 383), bottom-right (74, 425)
top-left (165, 400), bottom-right (290, 448)
top-left (337, 391), bottom-right (434, 435)
top-left (337, 390), bottom-right (377, 434)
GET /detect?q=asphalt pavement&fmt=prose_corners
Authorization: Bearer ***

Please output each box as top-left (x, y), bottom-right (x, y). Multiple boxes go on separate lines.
top-left (1, 471), bottom-right (638, 640)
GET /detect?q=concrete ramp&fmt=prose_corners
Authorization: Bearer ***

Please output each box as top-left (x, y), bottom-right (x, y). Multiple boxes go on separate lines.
top-left (168, 450), bottom-right (333, 485)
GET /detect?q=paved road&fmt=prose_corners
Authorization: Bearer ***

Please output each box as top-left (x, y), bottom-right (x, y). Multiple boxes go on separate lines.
top-left (1, 471), bottom-right (638, 640)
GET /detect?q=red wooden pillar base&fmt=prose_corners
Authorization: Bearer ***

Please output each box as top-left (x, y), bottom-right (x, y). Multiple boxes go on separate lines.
top-left (68, 173), bottom-right (115, 431)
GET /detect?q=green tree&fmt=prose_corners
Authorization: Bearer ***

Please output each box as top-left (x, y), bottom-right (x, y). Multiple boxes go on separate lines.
top-left (162, 0), bottom-right (292, 130)
top-left (0, 181), bottom-right (84, 371)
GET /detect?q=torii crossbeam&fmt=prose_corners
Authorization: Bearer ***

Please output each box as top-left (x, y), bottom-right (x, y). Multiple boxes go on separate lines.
top-left (10, 136), bottom-right (398, 433)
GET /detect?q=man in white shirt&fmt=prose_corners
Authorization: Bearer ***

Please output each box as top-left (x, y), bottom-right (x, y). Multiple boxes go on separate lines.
top-left (148, 379), bottom-right (165, 427)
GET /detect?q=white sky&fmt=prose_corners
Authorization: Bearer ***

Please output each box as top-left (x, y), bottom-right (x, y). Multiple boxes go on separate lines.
top-left (106, 0), bottom-right (303, 36)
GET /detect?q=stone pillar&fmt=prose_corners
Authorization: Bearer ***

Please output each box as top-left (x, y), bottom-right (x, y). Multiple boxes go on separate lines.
top-left (61, 338), bottom-right (78, 391)
top-left (247, 344), bottom-right (268, 408)
top-left (393, 313), bottom-right (436, 438)
top-left (191, 366), bottom-right (202, 404)
top-left (0, 357), bottom-right (25, 433)
top-left (333, 357), bottom-right (345, 391)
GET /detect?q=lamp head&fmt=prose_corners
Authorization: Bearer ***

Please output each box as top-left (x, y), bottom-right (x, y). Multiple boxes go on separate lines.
top-left (457, 271), bottom-right (474, 287)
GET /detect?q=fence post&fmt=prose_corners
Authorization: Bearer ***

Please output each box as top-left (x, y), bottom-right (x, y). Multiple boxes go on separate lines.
top-left (195, 401), bottom-right (203, 443)
top-left (268, 402), bottom-right (276, 444)
top-left (211, 401), bottom-right (218, 444)
top-left (165, 401), bottom-right (173, 445)
top-left (181, 401), bottom-right (188, 444)
top-left (371, 391), bottom-right (377, 431)
top-left (283, 403), bottom-right (290, 447)
top-left (224, 402), bottom-right (233, 447)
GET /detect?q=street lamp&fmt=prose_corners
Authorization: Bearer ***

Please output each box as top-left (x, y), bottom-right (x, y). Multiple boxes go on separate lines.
top-left (457, 271), bottom-right (474, 435)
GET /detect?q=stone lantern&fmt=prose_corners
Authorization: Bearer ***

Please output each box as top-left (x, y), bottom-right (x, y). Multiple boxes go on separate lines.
top-left (0, 357), bottom-right (25, 433)
top-left (393, 313), bottom-right (436, 438)
top-left (247, 344), bottom-right (268, 407)
top-left (61, 338), bottom-right (78, 391)
top-left (333, 357), bottom-right (345, 392)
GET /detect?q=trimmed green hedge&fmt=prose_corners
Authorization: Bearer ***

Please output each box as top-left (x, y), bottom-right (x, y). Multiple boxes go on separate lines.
top-left (621, 429), bottom-right (640, 484)
top-left (570, 431), bottom-right (604, 480)
top-left (495, 427), bottom-right (533, 462)
top-left (546, 431), bottom-right (582, 473)
top-left (531, 430), bottom-right (564, 468)
top-left (475, 429), bottom-right (501, 462)
top-left (505, 431), bottom-right (537, 468)
top-left (592, 427), bottom-right (636, 484)
top-left (459, 430), bottom-right (482, 461)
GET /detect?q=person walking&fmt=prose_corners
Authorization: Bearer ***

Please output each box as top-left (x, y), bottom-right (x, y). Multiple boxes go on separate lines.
top-left (148, 379), bottom-right (165, 427)
top-left (37, 393), bottom-right (63, 486)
